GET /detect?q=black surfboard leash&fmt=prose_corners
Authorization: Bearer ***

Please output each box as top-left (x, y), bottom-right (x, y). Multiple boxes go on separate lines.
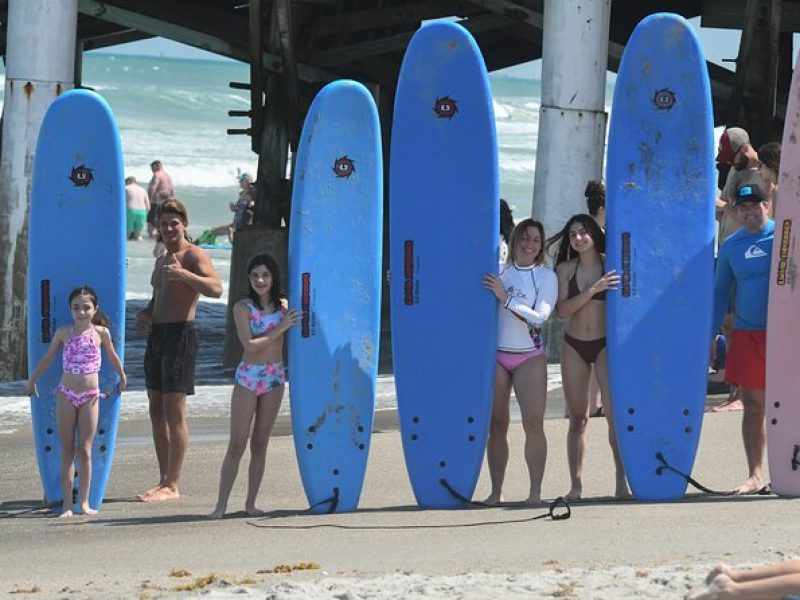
top-left (654, 452), bottom-right (771, 497)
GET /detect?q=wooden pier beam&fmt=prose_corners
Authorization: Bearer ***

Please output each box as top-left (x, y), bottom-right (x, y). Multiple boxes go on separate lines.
top-left (727, 0), bottom-right (783, 145)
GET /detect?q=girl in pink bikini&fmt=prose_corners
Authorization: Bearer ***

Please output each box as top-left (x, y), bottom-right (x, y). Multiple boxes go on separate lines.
top-left (26, 286), bottom-right (126, 517)
top-left (210, 253), bottom-right (299, 519)
top-left (482, 218), bottom-right (558, 505)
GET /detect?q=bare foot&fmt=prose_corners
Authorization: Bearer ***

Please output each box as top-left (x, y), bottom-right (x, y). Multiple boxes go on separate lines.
top-left (523, 495), bottom-right (544, 507)
top-left (565, 483), bottom-right (582, 501)
top-left (137, 483), bottom-right (164, 501)
top-left (79, 505), bottom-right (98, 516)
top-left (141, 485), bottom-right (180, 502)
top-left (58, 509), bottom-right (74, 518)
top-left (246, 506), bottom-right (266, 517)
top-left (686, 573), bottom-right (733, 600)
top-left (483, 492), bottom-right (503, 506)
top-left (208, 507), bottom-right (226, 520)
top-left (705, 563), bottom-right (734, 585)
top-left (614, 482), bottom-right (632, 500)
top-left (733, 476), bottom-right (764, 495)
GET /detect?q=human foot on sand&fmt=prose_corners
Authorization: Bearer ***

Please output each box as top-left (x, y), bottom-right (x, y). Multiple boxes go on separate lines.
top-left (141, 485), bottom-right (180, 502)
top-left (246, 505), bottom-right (266, 517)
top-left (58, 509), bottom-right (74, 518)
top-left (208, 507), bottom-right (226, 520)
top-left (483, 492), bottom-right (504, 506)
top-left (615, 481), bottom-right (632, 500)
top-left (79, 505), bottom-right (98, 516)
top-left (523, 495), bottom-right (545, 507)
top-left (685, 573), bottom-right (732, 600)
top-left (565, 483), bottom-right (582, 501)
top-left (704, 563), bottom-right (735, 585)
top-left (137, 483), bottom-right (164, 501)
top-left (733, 476), bottom-right (765, 495)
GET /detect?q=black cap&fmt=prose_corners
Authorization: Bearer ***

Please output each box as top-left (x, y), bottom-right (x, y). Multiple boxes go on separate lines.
top-left (734, 183), bottom-right (767, 205)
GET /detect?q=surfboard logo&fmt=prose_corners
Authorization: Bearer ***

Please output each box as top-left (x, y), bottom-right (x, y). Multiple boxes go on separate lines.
top-left (301, 272), bottom-right (312, 337)
top-left (332, 156), bottom-right (355, 178)
top-left (652, 88), bottom-right (676, 110)
top-left (40, 279), bottom-right (52, 343)
top-left (433, 96), bottom-right (458, 119)
top-left (777, 219), bottom-right (792, 286)
top-left (404, 240), bottom-right (416, 305)
top-left (621, 232), bottom-right (632, 297)
top-left (69, 164), bottom-right (94, 187)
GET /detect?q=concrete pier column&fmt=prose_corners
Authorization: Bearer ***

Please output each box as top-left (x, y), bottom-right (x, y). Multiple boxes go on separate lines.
top-left (0, 0), bottom-right (77, 379)
top-left (532, 0), bottom-right (611, 237)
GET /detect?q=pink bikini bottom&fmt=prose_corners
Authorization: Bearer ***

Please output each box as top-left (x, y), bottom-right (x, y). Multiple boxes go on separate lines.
top-left (57, 383), bottom-right (102, 408)
top-left (496, 349), bottom-right (544, 374)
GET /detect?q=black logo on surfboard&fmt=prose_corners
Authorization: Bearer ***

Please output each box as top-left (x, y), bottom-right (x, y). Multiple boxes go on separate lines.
top-left (69, 165), bottom-right (94, 187)
top-left (332, 156), bottom-right (355, 178)
top-left (433, 96), bottom-right (458, 119)
top-left (653, 88), bottom-right (676, 110)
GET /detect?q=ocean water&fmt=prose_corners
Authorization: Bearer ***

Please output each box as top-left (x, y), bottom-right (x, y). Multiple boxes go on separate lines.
top-left (0, 53), bottom-right (564, 228)
top-left (0, 53), bottom-right (578, 433)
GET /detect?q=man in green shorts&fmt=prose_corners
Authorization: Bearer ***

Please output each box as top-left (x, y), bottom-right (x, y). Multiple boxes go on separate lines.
top-left (125, 175), bottom-right (150, 241)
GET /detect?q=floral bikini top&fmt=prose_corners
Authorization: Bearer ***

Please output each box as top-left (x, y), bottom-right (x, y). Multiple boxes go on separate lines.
top-left (246, 300), bottom-right (283, 337)
top-left (62, 327), bottom-right (102, 375)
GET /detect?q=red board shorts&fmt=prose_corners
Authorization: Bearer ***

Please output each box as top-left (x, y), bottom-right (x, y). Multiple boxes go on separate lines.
top-left (724, 329), bottom-right (766, 390)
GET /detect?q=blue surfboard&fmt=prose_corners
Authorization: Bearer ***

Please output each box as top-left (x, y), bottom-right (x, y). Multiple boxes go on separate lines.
top-left (288, 80), bottom-right (382, 513)
top-left (606, 13), bottom-right (715, 500)
top-left (28, 89), bottom-right (126, 511)
top-left (390, 22), bottom-right (499, 508)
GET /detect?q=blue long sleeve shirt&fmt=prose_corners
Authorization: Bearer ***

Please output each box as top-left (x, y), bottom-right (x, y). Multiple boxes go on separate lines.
top-left (711, 220), bottom-right (774, 336)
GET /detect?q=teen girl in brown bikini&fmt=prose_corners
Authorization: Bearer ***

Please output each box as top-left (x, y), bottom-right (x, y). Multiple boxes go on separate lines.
top-left (547, 214), bottom-right (629, 501)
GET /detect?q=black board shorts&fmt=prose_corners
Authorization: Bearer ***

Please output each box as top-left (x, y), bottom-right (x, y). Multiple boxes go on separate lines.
top-left (144, 321), bottom-right (198, 395)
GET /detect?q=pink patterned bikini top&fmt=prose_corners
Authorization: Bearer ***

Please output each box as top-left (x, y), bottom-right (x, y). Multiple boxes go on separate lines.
top-left (62, 327), bottom-right (102, 375)
top-left (246, 300), bottom-right (283, 337)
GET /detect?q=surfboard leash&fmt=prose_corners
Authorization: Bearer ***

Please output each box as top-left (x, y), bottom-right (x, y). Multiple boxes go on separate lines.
top-left (438, 478), bottom-right (571, 521)
top-left (654, 452), bottom-right (771, 497)
top-left (0, 501), bottom-right (61, 519)
top-left (306, 487), bottom-right (340, 514)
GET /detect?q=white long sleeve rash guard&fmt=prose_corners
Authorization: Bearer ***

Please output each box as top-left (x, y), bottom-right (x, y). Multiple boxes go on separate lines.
top-left (496, 262), bottom-right (558, 352)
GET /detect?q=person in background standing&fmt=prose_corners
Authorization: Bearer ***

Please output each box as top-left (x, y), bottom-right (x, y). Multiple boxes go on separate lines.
top-left (125, 176), bottom-right (150, 241)
top-left (716, 128), bottom-right (760, 243)
top-left (147, 160), bottom-right (175, 238)
top-left (756, 141), bottom-right (780, 217)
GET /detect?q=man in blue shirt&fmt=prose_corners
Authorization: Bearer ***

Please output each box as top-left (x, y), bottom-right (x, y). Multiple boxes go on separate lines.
top-left (711, 182), bottom-right (774, 495)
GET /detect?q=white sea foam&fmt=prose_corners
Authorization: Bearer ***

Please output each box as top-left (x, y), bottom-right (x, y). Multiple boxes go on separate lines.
top-left (493, 100), bottom-right (513, 119)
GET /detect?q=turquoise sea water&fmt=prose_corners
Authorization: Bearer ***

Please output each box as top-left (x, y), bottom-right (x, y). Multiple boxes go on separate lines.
top-left (0, 53), bottom-right (619, 297)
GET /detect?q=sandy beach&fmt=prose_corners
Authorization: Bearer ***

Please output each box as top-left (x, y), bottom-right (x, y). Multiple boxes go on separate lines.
top-left (1, 294), bottom-right (794, 598)
top-left (2, 398), bottom-right (798, 598)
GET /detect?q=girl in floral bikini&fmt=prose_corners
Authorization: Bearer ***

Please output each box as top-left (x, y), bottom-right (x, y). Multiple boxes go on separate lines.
top-left (26, 286), bottom-right (126, 517)
top-left (210, 253), bottom-right (299, 518)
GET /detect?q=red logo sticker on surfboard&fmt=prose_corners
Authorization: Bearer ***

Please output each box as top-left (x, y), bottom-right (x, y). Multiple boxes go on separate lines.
top-left (301, 272), bottom-right (312, 337)
top-left (40, 279), bottom-right (52, 343)
top-left (404, 240), bottom-right (416, 305)
top-left (621, 232), bottom-right (632, 297)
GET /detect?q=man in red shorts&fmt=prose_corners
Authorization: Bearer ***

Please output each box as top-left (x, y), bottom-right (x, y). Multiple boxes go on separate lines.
top-left (711, 183), bottom-right (774, 495)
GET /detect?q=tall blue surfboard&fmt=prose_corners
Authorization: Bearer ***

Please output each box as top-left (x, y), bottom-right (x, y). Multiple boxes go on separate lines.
top-left (288, 80), bottom-right (382, 513)
top-left (390, 22), bottom-right (499, 508)
top-left (606, 14), bottom-right (715, 500)
top-left (28, 89), bottom-right (126, 511)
